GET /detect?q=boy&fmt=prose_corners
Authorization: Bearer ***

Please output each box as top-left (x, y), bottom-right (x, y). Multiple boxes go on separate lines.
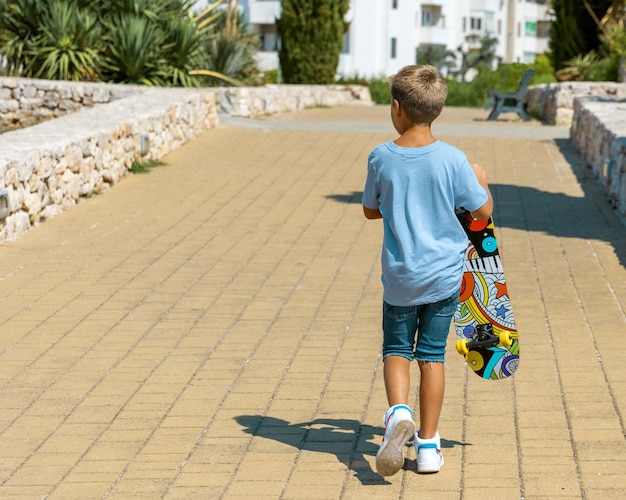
top-left (362, 65), bottom-right (493, 476)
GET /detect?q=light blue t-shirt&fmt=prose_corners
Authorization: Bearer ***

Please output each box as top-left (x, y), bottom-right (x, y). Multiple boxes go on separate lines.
top-left (362, 140), bottom-right (488, 306)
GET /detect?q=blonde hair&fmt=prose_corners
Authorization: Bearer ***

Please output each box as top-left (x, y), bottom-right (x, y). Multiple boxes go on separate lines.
top-left (390, 65), bottom-right (448, 125)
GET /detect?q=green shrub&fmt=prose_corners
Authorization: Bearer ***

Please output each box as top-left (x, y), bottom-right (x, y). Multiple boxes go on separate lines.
top-left (263, 69), bottom-right (278, 84)
top-left (335, 74), bottom-right (389, 104)
top-left (584, 55), bottom-right (620, 81)
top-left (445, 60), bottom-right (556, 108)
top-left (335, 74), bottom-right (368, 85)
top-left (445, 77), bottom-right (489, 107)
top-left (531, 53), bottom-right (557, 84)
top-left (367, 76), bottom-right (391, 105)
top-left (338, 56), bottom-right (558, 108)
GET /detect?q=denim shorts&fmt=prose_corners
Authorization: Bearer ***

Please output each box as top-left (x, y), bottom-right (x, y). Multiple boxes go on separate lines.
top-left (382, 294), bottom-right (459, 363)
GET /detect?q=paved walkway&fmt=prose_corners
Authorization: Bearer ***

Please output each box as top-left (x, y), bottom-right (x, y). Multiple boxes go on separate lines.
top-left (0, 106), bottom-right (625, 500)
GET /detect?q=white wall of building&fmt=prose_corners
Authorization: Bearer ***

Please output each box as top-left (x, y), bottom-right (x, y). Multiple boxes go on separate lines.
top-left (228, 0), bottom-right (553, 78)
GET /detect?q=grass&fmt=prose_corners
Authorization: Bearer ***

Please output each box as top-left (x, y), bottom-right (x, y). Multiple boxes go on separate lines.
top-left (83, 187), bottom-right (102, 198)
top-left (129, 158), bottom-right (165, 174)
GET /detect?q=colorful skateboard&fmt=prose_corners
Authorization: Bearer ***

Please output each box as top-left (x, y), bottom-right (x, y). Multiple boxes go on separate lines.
top-left (453, 209), bottom-right (519, 380)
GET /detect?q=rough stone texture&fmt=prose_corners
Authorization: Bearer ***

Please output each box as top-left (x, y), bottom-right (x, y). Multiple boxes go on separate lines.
top-left (0, 87), bottom-right (218, 242)
top-left (570, 96), bottom-right (626, 224)
top-left (527, 81), bottom-right (626, 126)
top-left (0, 77), bottom-right (143, 130)
top-left (0, 79), bottom-right (372, 243)
top-left (218, 84), bottom-right (372, 117)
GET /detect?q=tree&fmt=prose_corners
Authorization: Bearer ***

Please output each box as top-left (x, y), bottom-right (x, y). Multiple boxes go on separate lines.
top-left (415, 44), bottom-right (456, 76)
top-left (454, 34), bottom-right (498, 81)
top-left (0, 0), bottom-right (257, 86)
top-left (276, 0), bottom-right (350, 84)
top-left (549, 0), bottom-right (614, 71)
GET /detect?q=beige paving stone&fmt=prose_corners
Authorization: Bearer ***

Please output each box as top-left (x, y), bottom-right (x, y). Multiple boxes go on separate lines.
top-left (222, 479), bottom-right (286, 496)
top-left (524, 473), bottom-right (584, 497)
top-left (0, 106), bottom-right (625, 498)
top-left (462, 489), bottom-right (521, 500)
top-left (585, 490), bottom-right (626, 500)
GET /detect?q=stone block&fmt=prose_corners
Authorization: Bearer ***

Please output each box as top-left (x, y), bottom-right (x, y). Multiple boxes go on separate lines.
top-left (43, 92), bottom-right (60, 108)
top-left (0, 78), bottom-right (370, 242)
top-left (22, 85), bottom-right (37, 99)
top-left (0, 100), bottom-right (19, 113)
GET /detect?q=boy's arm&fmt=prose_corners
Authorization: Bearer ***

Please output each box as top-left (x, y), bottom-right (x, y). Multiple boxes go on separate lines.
top-left (469, 163), bottom-right (493, 221)
top-left (363, 205), bottom-right (383, 219)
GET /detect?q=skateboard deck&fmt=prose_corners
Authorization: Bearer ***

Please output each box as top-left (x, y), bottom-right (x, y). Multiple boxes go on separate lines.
top-left (453, 209), bottom-right (519, 380)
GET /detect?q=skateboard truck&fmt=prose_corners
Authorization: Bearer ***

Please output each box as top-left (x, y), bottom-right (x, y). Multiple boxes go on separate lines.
top-left (456, 323), bottom-right (513, 356)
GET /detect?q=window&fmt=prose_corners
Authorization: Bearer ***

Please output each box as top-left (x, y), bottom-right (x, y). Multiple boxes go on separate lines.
top-left (392, 0), bottom-right (398, 9)
top-left (421, 6), bottom-right (443, 28)
top-left (485, 12), bottom-right (495, 33)
top-left (537, 20), bottom-right (551, 38)
top-left (259, 25), bottom-right (277, 51)
top-left (422, 9), bottom-right (432, 27)
top-left (462, 17), bottom-right (467, 32)
top-left (391, 38), bottom-right (397, 58)
top-left (525, 21), bottom-right (537, 36)
top-left (470, 17), bottom-right (482, 31)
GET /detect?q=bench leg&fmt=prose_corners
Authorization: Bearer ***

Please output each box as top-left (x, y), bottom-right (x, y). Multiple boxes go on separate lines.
top-left (487, 99), bottom-right (502, 121)
top-left (516, 103), bottom-right (530, 121)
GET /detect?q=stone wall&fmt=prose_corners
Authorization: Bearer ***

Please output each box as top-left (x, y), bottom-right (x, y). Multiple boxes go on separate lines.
top-left (218, 84), bottom-right (372, 117)
top-left (570, 96), bottom-right (626, 224)
top-left (0, 78), bottom-right (143, 130)
top-left (0, 87), bottom-right (219, 242)
top-left (526, 81), bottom-right (626, 126)
top-left (0, 79), bottom-right (372, 243)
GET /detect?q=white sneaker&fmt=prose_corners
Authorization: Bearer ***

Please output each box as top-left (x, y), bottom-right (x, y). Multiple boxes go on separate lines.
top-left (375, 405), bottom-right (415, 476)
top-left (415, 431), bottom-right (444, 473)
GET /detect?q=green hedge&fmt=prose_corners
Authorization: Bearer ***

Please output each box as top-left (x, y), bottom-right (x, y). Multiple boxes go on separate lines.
top-left (355, 58), bottom-right (556, 107)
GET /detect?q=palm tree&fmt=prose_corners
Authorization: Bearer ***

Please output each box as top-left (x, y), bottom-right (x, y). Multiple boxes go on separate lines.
top-left (191, 2), bottom-right (260, 86)
top-left (455, 35), bottom-right (499, 81)
top-left (416, 44), bottom-right (457, 76)
top-left (0, 0), bottom-right (259, 86)
top-left (29, 0), bottom-right (101, 81)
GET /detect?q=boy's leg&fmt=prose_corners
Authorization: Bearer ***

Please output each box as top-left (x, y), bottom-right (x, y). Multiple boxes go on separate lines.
top-left (378, 355), bottom-right (414, 476)
top-left (376, 303), bottom-right (418, 476)
top-left (417, 360), bottom-right (445, 439)
top-left (384, 355), bottom-right (411, 406)
top-left (413, 294), bottom-right (458, 473)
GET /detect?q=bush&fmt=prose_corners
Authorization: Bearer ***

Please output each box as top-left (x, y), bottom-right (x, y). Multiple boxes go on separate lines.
top-left (445, 76), bottom-right (490, 107)
top-left (336, 74), bottom-right (389, 104)
top-left (337, 56), bottom-right (558, 108)
top-left (367, 77), bottom-right (391, 105)
top-left (446, 60), bottom-right (556, 108)
top-left (584, 55), bottom-right (620, 81)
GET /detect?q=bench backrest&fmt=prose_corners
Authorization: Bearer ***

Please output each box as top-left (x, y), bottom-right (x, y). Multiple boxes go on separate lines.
top-left (514, 69), bottom-right (535, 97)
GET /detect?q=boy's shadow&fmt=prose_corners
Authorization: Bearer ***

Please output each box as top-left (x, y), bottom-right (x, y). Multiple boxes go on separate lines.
top-left (235, 415), bottom-right (467, 485)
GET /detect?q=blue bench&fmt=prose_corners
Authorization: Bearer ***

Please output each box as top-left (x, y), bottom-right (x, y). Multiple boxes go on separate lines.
top-left (487, 69), bottom-right (535, 121)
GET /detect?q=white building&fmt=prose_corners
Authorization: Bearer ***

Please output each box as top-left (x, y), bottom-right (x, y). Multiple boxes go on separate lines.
top-left (209, 0), bottom-right (553, 78)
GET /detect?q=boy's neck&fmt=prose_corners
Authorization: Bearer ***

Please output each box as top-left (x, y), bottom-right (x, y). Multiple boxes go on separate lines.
top-left (393, 124), bottom-right (436, 148)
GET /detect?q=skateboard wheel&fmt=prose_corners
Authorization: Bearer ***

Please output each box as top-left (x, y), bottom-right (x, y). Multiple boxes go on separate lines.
top-left (466, 351), bottom-right (484, 371)
top-left (499, 332), bottom-right (513, 347)
top-left (456, 339), bottom-right (469, 356)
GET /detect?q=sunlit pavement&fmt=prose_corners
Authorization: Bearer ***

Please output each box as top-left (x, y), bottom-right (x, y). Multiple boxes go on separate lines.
top-left (0, 105), bottom-right (624, 499)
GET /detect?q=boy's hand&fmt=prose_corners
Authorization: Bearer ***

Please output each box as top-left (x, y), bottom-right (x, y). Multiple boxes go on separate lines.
top-left (469, 163), bottom-right (493, 221)
top-left (363, 205), bottom-right (383, 219)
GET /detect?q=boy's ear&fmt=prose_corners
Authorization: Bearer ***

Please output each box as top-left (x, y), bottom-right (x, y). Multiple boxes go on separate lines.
top-left (392, 98), bottom-right (401, 116)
